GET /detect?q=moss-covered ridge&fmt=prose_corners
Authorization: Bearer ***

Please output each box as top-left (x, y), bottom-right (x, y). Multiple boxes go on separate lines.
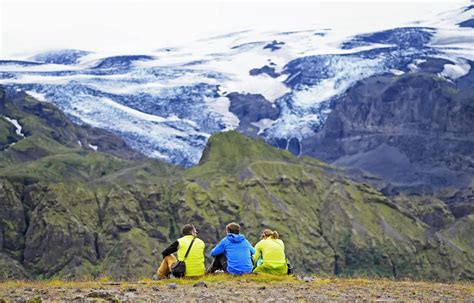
top-left (197, 131), bottom-right (295, 170)
top-left (0, 89), bottom-right (472, 281)
top-left (182, 132), bottom-right (473, 279)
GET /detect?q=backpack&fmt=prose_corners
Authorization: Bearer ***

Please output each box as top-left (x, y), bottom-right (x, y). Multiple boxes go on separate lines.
top-left (171, 237), bottom-right (196, 278)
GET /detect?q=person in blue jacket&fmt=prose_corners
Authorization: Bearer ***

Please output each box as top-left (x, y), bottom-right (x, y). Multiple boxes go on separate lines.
top-left (207, 222), bottom-right (255, 275)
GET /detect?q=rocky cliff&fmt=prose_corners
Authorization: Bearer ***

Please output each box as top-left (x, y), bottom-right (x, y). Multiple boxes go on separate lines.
top-left (302, 72), bottom-right (474, 222)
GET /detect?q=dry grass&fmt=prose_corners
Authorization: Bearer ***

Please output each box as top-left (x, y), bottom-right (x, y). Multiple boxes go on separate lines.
top-left (0, 275), bottom-right (472, 302)
top-left (0, 273), bottom-right (298, 289)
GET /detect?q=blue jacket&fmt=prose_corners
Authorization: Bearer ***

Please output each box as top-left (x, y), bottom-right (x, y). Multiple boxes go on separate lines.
top-left (210, 233), bottom-right (256, 275)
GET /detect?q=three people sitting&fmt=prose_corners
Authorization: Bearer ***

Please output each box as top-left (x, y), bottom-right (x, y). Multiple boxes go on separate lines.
top-left (157, 222), bottom-right (289, 279)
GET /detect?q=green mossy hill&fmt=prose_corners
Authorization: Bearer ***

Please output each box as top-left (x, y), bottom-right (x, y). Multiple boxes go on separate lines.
top-left (0, 89), bottom-right (472, 281)
top-left (183, 136), bottom-right (473, 280)
top-left (0, 89), bottom-right (142, 168)
top-left (197, 131), bottom-right (296, 172)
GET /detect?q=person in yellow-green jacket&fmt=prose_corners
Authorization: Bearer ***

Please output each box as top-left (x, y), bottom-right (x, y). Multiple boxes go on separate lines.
top-left (157, 224), bottom-right (205, 279)
top-left (253, 229), bottom-right (288, 275)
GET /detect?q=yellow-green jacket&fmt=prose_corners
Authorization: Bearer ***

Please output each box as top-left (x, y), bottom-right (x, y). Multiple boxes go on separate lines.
top-left (253, 238), bottom-right (286, 268)
top-left (177, 235), bottom-right (205, 276)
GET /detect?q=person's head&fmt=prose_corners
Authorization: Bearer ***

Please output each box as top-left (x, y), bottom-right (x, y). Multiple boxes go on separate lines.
top-left (182, 224), bottom-right (197, 236)
top-left (261, 229), bottom-right (279, 240)
top-left (225, 222), bottom-right (241, 235)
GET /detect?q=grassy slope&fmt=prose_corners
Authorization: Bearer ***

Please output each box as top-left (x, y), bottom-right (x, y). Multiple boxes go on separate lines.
top-left (0, 90), bottom-right (472, 281)
top-left (0, 90), bottom-right (182, 280)
top-left (173, 131), bottom-right (473, 280)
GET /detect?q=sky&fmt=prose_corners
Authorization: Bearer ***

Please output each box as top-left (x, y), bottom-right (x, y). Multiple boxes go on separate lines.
top-left (0, 0), bottom-right (468, 59)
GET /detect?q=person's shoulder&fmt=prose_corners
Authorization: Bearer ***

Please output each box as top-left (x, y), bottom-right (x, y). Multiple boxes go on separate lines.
top-left (214, 237), bottom-right (228, 245)
top-left (196, 237), bottom-right (206, 244)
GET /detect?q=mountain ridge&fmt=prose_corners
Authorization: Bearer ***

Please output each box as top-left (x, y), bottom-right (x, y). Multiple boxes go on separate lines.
top-left (0, 3), bottom-right (472, 282)
top-left (0, 89), bottom-right (472, 281)
top-left (1, 4), bottom-right (472, 167)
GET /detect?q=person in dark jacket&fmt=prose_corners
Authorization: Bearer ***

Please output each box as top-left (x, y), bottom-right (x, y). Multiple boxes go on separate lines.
top-left (207, 222), bottom-right (255, 275)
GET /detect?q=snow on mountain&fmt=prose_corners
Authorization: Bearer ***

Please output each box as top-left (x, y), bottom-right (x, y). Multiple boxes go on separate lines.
top-left (1, 116), bottom-right (25, 137)
top-left (0, 4), bottom-right (472, 167)
top-left (31, 49), bottom-right (91, 65)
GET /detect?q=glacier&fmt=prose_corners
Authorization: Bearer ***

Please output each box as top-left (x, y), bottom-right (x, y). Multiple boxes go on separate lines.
top-left (0, 5), bottom-right (472, 167)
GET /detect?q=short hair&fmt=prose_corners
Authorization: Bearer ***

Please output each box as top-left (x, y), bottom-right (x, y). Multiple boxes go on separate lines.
top-left (182, 224), bottom-right (195, 235)
top-left (226, 222), bottom-right (241, 234)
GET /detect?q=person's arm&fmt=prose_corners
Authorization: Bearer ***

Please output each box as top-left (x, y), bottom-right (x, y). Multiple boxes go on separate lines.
top-left (247, 240), bottom-right (256, 255)
top-left (161, 240), bottom-right (178, 257)
top-left (252, 241), bottom-right (262, 264)
top-left (199, 239), bottom-right (206, 258)
top-left (279, 239), bottom-right (285, 251)
top-left (210, 239), bottom-right (226, 257)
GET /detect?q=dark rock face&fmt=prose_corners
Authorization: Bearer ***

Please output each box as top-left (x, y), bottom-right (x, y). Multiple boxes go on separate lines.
top-left (227, 92), bottom-right (280, 136)
top-left (0, 181), bottom-right (27, 253)
top-left (22, 188), bottom-right (98, 276)
top-left (417, 58), bottom-right (454, 74)
top-left (93, 55), bottom-right (155, 69)
top-left (31, 50), bottom-right (91, 65)
top-left (287, 137), bottom-right (301, 156)
top-left (249, 65), bottom-right (280, 78)
top-left (437, 186), bottom-right (474, 219)
top-left (263, 40), bottom-right (285, 51)
top-left (456, 61), bottom-right (474, 90)
top-left (301, 73), bottom-right (474, 225)
top-left (459, 18), bottom-right (474, 28)
top-left (341, 27), bottom-right (434, 50)
top-left (303, 73), bottom-right (474, 189)
top-left (0, 253), bottom-right (29, 279)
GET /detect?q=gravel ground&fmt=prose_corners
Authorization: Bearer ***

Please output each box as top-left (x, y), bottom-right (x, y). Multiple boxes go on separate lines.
top-left (0, 278), bottom-right (472, 302)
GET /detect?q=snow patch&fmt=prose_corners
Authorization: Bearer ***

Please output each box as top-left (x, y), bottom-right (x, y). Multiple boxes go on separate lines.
top-left (267, 113), bottom-right (321, 140)
top-left (291, 56), bottom-right (385, 110)
top-left (414, 59), bottom-right (427, 65)
top-left (407, 59), bottom-right (427, 72)
top-left (101, 98), bottom-right (199, 128)
top-left (2, 116), bottom-right (25, 137)
top-left (204, 96), bottom-right (240, 131)
top-left (149, 150), bottom-right (170, 161)
top-left (220, 74), bottom-right (289, 102)
top-left (390, 69), bottom-right (405, 75)
top-left (102, 98), bottom-right (169, 123)
top-left (407, 63), bottom-right (419, 72)
top-left (88, 144), bottom-right (98, 151)
top-left (26, 91), bottom-right (49, 102)
top-left (251, 118), bottom-right (276, 135)
top-left (193, 49), bottom-right (290, 102)
top-left (440, 60), bottom-right (471, 79)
